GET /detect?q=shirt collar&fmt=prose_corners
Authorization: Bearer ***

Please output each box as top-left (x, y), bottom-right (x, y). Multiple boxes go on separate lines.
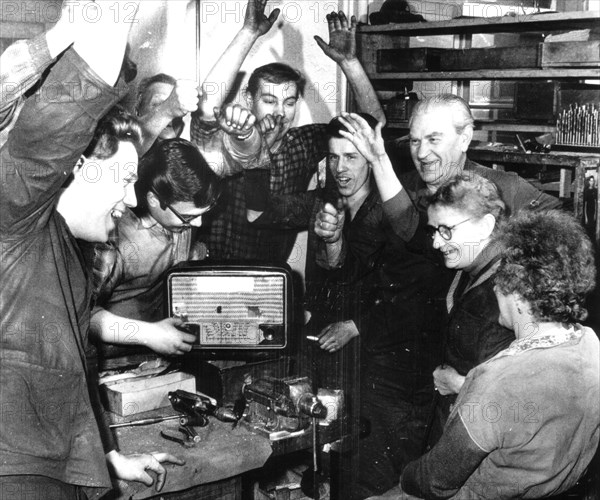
top-left (501, 324), bottom-right (582, 357)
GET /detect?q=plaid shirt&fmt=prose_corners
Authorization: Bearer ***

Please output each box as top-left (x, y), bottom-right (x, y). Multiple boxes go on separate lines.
top-left (1, 34), bottom-right (53, 134)
top-left (193, 122), bottom-right (329, 263)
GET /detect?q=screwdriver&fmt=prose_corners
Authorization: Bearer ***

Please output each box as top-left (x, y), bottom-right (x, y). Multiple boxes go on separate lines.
top-left (109, 415), bottom-right (182, 428)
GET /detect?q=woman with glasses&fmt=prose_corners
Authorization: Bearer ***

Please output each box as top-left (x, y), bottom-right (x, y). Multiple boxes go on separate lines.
top-left (425, 172), bottom-right (515, 439)
top-left (368, 209), bottom-right (598, 500)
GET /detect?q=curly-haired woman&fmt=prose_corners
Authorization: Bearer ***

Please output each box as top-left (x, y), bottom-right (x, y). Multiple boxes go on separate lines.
top-left (367, 210), bottom-right (599, 499)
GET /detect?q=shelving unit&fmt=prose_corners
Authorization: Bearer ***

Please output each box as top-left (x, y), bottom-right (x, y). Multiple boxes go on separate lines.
top-left (355, 9), bottom-right (600, 243)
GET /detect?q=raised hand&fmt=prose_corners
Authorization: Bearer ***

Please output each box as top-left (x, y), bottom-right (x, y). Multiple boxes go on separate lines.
top-left (243, 0), bottom-right (280, 37)
top-left (162, 80), bottom-right (200, 119)
top-left (337, 112), bottom-right (386, 165)
top-left (214, 104), bottom-right (256, 139)
top-left (314, 11), bottom-right (357, 64)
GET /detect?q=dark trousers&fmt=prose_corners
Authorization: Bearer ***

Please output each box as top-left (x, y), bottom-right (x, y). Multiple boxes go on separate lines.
top-left (351, 352), bottom-right (433, 500)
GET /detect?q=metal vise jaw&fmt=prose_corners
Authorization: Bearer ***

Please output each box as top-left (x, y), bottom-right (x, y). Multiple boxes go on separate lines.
top-left (242, 376), bottom-right (327, 434)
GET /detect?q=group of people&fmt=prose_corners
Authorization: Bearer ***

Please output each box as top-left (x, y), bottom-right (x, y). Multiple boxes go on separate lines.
top-left (0, 0), bottom-right (598, 499)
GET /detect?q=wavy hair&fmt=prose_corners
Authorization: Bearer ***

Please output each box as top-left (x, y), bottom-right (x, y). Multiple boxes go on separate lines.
top-left (410, 94), bottom-right (474, 134)
top-left (493, 210), bottom-right (596, 323)
top-left (83, 105), bottom-right (142, 160)
top-left (427, 172), bottom-right (506, 231)
top-left (134, 138), bottom-right (221, 216)
top-left (247, 63), bottom-right (306, 99)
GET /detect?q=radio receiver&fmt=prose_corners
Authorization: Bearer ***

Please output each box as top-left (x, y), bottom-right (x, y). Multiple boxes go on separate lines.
top-left (165, 263), bottom-right (292, 350)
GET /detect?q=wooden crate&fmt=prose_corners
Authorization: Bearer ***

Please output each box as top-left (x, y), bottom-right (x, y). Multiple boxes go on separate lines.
top-left (541, 41), bottom-right (600, 68)
top-left (377, 47), bottom-right (448, 72)
top-left (439, 45), bottom-right (540, 70)
top-left (102, 371), bottom-right (195, 416)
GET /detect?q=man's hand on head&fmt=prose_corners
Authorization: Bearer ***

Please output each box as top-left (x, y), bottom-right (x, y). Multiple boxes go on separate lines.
top-left (243, 0), bottom-right (280, 38)
top-left (337, 112), bottom-right (386, 165)
top-left (314, 11), bottom-right (357, 64)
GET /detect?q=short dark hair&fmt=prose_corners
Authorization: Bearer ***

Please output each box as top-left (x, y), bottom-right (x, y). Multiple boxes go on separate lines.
top-left (326, 113), bottom-right (379, 139)
top-left (83, 105), bottom-right (142, 160)
top-left (494, 210), bottom-right (596, 323)
top-left (136, 73), bottom-right (177, 115)
top-left (246, 63), bottom-right (306, 99)
top-left (134, 138), bottom-right (221, 215)
top-left (427, 172), bottom-right (505, 231)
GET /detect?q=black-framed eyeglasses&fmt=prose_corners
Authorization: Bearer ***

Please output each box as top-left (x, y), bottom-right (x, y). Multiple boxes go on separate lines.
top-left (426, 217), bottom-right (474, 241)
top-left (151, 189), bottom-right (212, 226)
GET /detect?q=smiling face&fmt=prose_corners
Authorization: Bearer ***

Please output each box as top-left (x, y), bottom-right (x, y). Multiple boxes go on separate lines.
top-left (427, 205), bottom-right (491, 270)
top-left (410, 107), bottom-right (472, 192)
top-left (137, 81), bottom-right (183, 140)
top-left (65, 141), bottom-right (139, 242)
top-left (328, 137), bottom-right (371, 201)
top-left (248, 78), bottom-right (299, 142)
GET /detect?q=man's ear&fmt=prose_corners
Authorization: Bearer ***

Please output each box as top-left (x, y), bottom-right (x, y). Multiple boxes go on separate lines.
top-left (147, 190), bottom-right (160, 208)
top-left (71, 155), bottom-right (86, 178)
top-left (460, 124), bottom-right (474, 152)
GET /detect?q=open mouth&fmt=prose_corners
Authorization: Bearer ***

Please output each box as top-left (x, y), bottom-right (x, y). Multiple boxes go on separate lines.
top-left (420, 160), bottom-right (439, 173)
top-left (111, 208), bottom-right (124, 220)
top-left (336, 176), bottom-right (351, 188)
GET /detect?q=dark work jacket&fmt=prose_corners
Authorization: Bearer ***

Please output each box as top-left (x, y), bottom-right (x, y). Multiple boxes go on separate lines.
top-left (255, 182), bottom-right (449, 391)
top-left (438, 251), bottom-right (515, 425)
top-left (0, 49), bottom-right (127, 491)
top-left (444, 256), bottom-right (515, 376)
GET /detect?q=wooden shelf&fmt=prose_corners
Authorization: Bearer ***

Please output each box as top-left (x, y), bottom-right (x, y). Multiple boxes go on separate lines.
top-left (357, 11), bottom-right (600, 36)
top-left (469, 147), bottom-right (600, 168)
top-left (386, 121), bottom-right (556, 133)
top-left (368, 68), bottom-right (600, 81)
top-left (356, 9), bottom-right (600, 243)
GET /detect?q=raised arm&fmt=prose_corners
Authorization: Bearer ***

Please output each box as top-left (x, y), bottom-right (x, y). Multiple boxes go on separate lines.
top-left (73, 0), bottom-right (138, 85)
top-left (199, 0), bottom-right (280, 115)
top-left (314, 12), bottom-right (385, 125)
top-left (1, 0), bottom-right (97, 127)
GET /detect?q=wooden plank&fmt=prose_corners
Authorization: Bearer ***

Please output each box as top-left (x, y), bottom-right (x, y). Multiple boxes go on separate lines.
top-left (357, 10), bottom-right (600, 36)
top-left (102, 371), bottom-right (196, 416)
top-left (377, 47), bottom-right (448, 72)
top-left (468, 148), bottom-right (600, 168)
top-left (367, 68), bottom-right (600, 80)
top-left (559, 168), bottom-right (572, 198)
top-left (357, 32), bottom-right (407, 75)
top-left (541, 41), bottom-right (600, 67)
top-left (439, 45), bottom-right (541, 71)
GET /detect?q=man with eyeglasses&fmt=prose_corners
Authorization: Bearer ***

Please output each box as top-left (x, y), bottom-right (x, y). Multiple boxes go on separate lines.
top-left (87, 106), bottom-right (263, 358)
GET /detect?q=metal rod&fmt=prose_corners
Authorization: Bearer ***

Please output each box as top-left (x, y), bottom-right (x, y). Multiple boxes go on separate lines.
top-left (109, 415), bottom-right (181, 428)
